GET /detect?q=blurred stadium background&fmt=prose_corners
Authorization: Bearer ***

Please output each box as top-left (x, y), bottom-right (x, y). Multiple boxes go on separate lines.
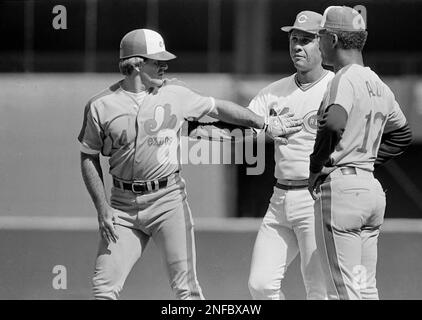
top-left (0, 0), bottom-right (421, 299)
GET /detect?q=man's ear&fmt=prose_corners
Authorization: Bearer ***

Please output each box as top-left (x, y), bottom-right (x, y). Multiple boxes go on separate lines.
top-left (134, 58), bottom-right (146, 72)
top-left (332, 33), bottom-right (339, 48)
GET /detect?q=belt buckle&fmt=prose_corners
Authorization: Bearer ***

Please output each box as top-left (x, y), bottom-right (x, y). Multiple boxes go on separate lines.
top-left (131, 182), bottom-right (145, 194)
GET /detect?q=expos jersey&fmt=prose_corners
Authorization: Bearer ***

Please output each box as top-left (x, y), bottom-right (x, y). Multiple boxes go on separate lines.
top-left (248, 70), bottom-right (334, 180)
top-left (78, 81), bottom-right (215, 181)
top-left (319, 64), bottom-right (407, 172)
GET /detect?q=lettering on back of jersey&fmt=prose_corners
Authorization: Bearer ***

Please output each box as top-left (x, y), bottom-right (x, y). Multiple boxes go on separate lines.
top-left (144, 104), bottom-right (177, 135)
top-left (357, 110), bottom-right (388, 156)
top-left (365, 80), bottom-right (383, 98)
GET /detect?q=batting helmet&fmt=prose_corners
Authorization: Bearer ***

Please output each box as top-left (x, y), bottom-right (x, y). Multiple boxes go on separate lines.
top-left (119, 29), bottom-right (176, 61)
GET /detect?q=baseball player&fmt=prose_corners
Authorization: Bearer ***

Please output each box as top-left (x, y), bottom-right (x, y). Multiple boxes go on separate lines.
top-left (308, 6), bottom-right (412, 300)
top-left (78, 28), bottom-right (302, 300)
top-left (189, 11), bottom-right (334, 300)
top-left (247, 11), bottom-right (333, 300)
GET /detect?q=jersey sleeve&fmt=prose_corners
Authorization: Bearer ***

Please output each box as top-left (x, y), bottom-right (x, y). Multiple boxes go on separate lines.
top-left (384, 100), bottom-right (408, 133)
top-left (77, 102), bottom-right (103, 154)
top-left (175, 85), bottom-right (215, 121)
top-left (327, 73), bottom-right (354, 114)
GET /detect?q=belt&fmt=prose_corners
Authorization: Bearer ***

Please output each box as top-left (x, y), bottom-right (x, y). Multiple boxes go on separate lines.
top-left (276, 179), bottom-right (308, 190)
top-left (324, 166), bottom-right (362, 183)
top-left (275, 169), bottom-right (358, 190)
top-left (113, 172), bottom-right (177, 194)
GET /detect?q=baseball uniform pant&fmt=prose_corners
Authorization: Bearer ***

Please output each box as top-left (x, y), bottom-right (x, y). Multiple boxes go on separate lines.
top-left (314, 167), bottom-right (386, 300)
top-left (248, 186), bottom-right (327, 300)
top-left (92, 174), bottom-right (204, 300)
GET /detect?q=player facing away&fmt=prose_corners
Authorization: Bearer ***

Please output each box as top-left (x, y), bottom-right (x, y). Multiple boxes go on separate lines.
top-left (308, 6), bottom-right (412, 300)
top-left (78, 29), bottom-right (302, 300)
top-left (246, 11), bottom-right (333, 300)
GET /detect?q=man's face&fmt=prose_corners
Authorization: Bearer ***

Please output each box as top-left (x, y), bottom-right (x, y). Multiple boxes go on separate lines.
top-left (289, 29), bottom-right (322, 72)
top-left (142, 59), bottom-right (168, 80)
top-left (317, 31), bottom-right (334, 66)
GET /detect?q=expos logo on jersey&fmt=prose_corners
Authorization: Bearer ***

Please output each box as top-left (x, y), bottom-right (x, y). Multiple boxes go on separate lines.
top-left (144, 104), bottom-right (177, 135)
top-left (144, 104), bottom-right (178, 146)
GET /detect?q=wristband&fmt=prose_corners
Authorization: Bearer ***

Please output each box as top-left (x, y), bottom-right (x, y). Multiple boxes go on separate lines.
top-left (263, 119), bottom-right (269, 132)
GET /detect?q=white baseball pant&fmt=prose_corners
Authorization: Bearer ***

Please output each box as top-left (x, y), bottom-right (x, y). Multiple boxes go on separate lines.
top-left (92, 174), bottom-right (204, 300)
top-left (314, 167), bottom-right (386, 300)
top-left (248, 186), bottom-right (326, 299)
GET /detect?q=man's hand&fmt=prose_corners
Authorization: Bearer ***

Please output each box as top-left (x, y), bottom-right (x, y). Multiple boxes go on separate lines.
top-left (98, 205), bottom-right (119, 244)
top-left (308, 167), bottom-right (334, 200)
top-left (308, 171), bottom-right (323, 200)
top-left (265, 113), bottom-right (303, 142)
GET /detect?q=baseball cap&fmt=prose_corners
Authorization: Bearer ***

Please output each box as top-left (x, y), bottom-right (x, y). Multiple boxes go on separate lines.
top-left (119, 29), bottom-right (176, 61)
top-left (281, 11), bottom-right (323, 35)
top-left (319, 6), bottom-right (366, 32)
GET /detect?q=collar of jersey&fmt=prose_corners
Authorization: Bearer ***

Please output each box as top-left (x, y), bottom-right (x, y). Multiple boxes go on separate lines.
top-left (119, 86), bottom-right (147, 97)
top-left (294, 69), bottom-right (329, 92)
top-left (119, 86), bottom-right (147, 110)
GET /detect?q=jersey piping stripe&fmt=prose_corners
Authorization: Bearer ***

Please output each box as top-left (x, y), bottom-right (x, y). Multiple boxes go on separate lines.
top-left (90, 81), bottom-right (121, 104)
top-left (320, 182), bottom-right (349, 300)
top-left (316, 193), bottom-right (338, 299)
top-left (78, 82), bottom-right (121, 143)
top-left (77, 103), bottom-right (91, 143)
top-left (179, 179), bottom-right (204, 299)
top-left (328, 64), bottom-right (354, 106)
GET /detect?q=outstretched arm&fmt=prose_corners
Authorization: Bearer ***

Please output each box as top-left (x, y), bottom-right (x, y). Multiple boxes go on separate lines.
top-left (201, 99), bottom-right (302, 141)
top-left (208, 99), bottom-right (266, 129)
top-left (187, 120), bottom-right (253, 142)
